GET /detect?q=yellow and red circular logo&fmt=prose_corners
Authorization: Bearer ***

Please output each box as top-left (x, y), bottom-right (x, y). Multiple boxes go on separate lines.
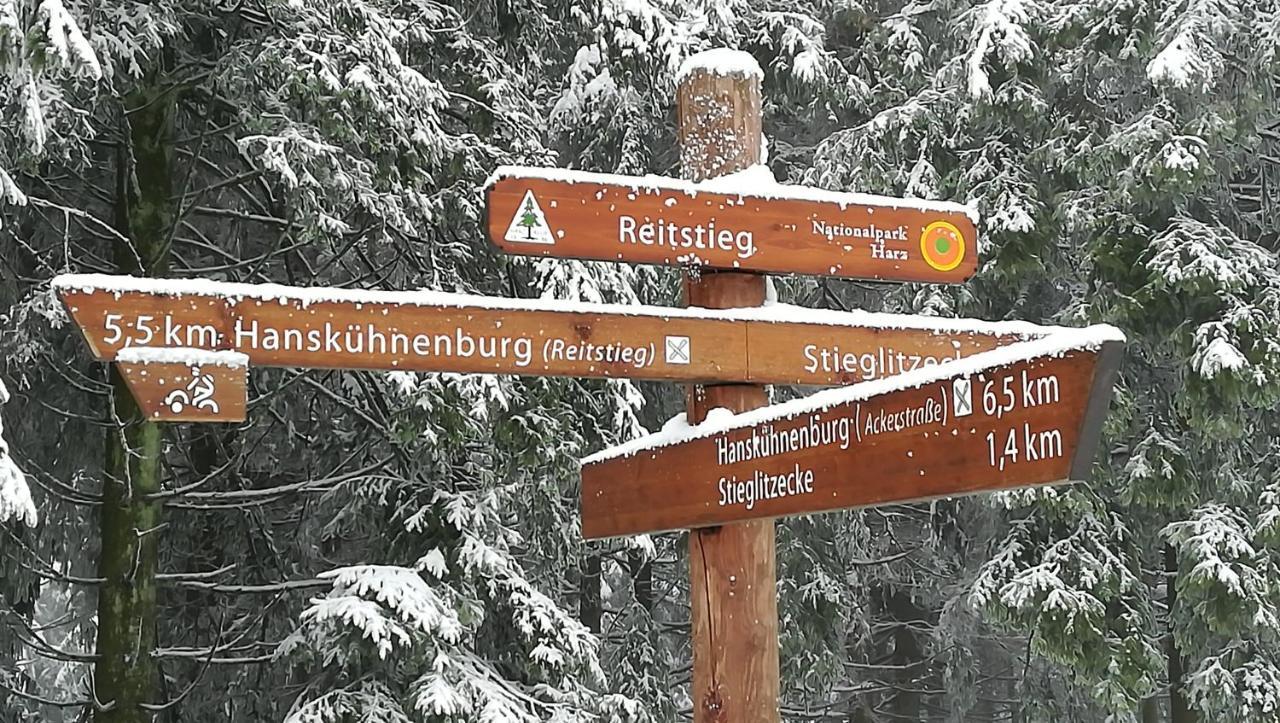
top-left (920, 221), bottom-right (966, 272)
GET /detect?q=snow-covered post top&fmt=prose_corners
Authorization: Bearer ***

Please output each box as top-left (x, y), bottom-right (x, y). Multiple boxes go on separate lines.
top-left (676, 50), bottom-right (764, 182)
top-left (676, 49), bottom-right (765, 84)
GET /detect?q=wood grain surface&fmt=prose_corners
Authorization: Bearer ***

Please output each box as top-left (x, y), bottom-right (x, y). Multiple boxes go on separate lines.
top-left (678, 63), bottom-right (780, 723)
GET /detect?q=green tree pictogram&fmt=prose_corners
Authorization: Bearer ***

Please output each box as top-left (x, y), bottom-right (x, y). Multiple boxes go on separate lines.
top-left (519, 197), bottom-right (539, 238)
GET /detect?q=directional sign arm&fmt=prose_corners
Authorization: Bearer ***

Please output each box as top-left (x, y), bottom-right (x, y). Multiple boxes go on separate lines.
top-left (485, 167), bottom-right (980, 283)
top-left (53, 274), bottom-right (1038, 387)
top-left (579, 328), bottom-right (1126, 539)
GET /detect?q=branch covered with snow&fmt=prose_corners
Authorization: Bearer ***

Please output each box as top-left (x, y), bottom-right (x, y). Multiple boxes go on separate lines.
top-left (0, 379), bottom-right (36, 527)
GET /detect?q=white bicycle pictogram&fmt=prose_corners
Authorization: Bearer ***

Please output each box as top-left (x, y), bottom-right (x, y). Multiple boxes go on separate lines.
top-left (163, 367), bottom-right (220, 414)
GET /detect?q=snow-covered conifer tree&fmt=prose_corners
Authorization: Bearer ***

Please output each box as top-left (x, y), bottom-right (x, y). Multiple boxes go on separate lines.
top-left (3, 0), bottom-right (651, 720)
top-left (0, 379), bottom-right (35, 527)
top-left (2, 0), bottom-right (1278, 720)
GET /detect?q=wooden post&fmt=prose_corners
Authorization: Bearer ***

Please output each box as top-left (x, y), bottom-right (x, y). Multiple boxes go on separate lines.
top-left (678, 54), bottom-right (780, 723)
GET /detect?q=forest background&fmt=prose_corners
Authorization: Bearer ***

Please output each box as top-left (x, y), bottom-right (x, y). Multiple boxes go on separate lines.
top-left (1, 0), bottom-right (1279, 721)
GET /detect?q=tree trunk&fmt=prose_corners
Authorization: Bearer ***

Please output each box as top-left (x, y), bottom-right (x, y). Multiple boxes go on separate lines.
top-left (628, 550), bottom-right (653, 612)
top-left (580, 552), bottom-right (602, 634)
top-left (884, 589), bottom-right (924, 721)
top-left (1165, 544), bottom-right (1197, 723)
top-left (1141, 695), bottom-right (1161, 723)
top-left (93, 79), bottom-right (175, 723)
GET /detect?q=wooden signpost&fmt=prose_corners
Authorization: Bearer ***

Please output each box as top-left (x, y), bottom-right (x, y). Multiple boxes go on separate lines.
top-left (580, 332), bottom-right (1123, 539)
top-left (674, 59), bottom-right (780, 722)
top-left (53, 48), bottom-right (1124, 723)
top-left (485, 168), bottom-right (979, 283)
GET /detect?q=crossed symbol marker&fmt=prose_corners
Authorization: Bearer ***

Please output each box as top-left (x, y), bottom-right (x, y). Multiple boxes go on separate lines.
top-left (665, 336), bottom-right (691, 365)
top-left (952, 377), bottom-right (973, 417)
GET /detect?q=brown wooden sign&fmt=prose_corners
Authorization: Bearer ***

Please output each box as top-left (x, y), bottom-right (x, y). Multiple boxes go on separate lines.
top-left (115, 349), bottom-right (248, 422)
top-left (485, 167), bottom-right (979, 283)
top-left (579, 332), bottom-right (1124, 539)
top-left (53, 275), bottom-right (1035, 387)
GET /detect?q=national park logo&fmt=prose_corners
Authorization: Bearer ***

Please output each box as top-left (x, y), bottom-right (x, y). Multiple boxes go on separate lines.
top-left (920, 221), bottom-right (965, 272)
top-left (504, 189), bottom-right (556, 245)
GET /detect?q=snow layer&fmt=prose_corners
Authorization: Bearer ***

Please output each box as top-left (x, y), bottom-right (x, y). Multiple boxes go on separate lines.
top-left (1146, 32), bottom-right (1208, 89)
top-left (1193, 337), bottom-right (1246, 378)
top-left (697, 164), bottom-right (778, 193)
top-left (675, 49), bottom-right (764, 84)
top-left (484, 164), bottom-right (979, 224)
top-left (52, 273), bottom-right (1055, 338)
top-left (0, 379), bottom-right (37, 527)
top-left (116, 347), bottom-right (250, 368)
top-left (581, 324), bottom-right (1125, 465)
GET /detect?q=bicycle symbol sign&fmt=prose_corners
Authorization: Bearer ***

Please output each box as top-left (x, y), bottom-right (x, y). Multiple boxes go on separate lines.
top-left (163, 368), bottom-right (221, 415)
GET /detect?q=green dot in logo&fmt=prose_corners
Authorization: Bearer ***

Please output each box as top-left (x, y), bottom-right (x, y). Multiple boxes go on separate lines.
top-left (934, 237), bottom-right (950, 254)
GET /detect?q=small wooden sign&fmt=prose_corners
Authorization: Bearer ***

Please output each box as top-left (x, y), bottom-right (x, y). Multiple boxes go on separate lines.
top-left (115, 348), bottom-right (248, 422)
top-left (579, 332), bottom-right (1124, 539)
top-left (485, 167), bottom-right (979, 283)
top-left (53, 275), bottom-right (1034, 387)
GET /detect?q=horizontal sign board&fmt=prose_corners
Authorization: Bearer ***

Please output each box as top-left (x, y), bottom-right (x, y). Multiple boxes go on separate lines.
top-left (53, 275), bottom-right (1042, 387)
top-left (579, 330), bottom-right (1124, 539)
top-left (485, 167), bottom-right (980, 283)
top-left (115, 348), bottom-right (248, 422)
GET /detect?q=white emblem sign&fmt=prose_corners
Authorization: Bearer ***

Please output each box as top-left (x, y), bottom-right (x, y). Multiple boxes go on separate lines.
top-left (503, 189), bottom-right (555, 245)
top-left (665, 336), bottom-right (691, 365)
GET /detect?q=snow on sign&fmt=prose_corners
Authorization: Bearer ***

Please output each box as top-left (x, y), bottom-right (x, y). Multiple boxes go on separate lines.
top-left (579, 327), bottom-right (1124, 539)
top-left (114, 348), bottom-right (248, 422)
top-left (52, 274), bottom-right (1052, 387)
top-left (484, 166), bottom-right (980, 283)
